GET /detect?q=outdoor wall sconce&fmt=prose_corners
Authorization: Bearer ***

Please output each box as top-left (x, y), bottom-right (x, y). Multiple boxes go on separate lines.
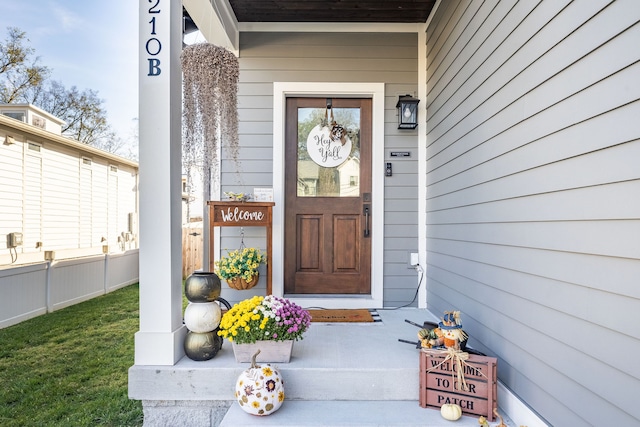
top-left (396, 95), bottom-right (420, 129)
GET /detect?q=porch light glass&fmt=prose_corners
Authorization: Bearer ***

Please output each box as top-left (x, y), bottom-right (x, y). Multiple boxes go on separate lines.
top-left (396, 95), bottom-right (420, 129)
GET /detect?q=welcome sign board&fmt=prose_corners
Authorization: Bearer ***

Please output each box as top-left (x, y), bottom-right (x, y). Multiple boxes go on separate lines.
top-left (419, 351), bottom-right (497, 421)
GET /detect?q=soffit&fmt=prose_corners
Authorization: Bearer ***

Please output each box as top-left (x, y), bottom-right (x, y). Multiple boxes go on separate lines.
top-left (227, 0), bottom-right (437, 23)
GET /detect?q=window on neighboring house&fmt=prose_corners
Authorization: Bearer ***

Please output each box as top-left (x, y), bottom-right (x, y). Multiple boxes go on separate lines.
top-left (27, 142), bottom-right (42, 152)
top-left (350, 176), bottom-right (358, 186)
top-left (2, 111), bottom-right (26, 122)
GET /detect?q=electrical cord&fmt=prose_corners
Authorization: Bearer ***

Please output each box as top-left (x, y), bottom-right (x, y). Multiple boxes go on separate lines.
top-left (380, 264), bottom-right (424, 310)
top-left (10, 247), bottom-right (18, 263)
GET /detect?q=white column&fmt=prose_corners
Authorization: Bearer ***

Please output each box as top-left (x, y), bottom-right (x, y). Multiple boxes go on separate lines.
top-left (418, 24), bottom-right (428, 309)
top-left (135, 0), bottom-right (186, 365)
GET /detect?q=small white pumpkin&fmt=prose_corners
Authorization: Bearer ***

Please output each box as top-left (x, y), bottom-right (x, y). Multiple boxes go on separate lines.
top-left (184, 302), bottom-right (221, 333)
top-left (440, 403), bottom-right (462, 421)
top-left (235, 350), bottom-right (285, 416)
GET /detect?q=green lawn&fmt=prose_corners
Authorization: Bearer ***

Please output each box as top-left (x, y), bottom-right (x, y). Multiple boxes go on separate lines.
top-left (0, 284), bottom-right (143, 426)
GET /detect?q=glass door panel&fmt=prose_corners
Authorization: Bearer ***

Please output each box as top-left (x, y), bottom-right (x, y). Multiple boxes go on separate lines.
top-left (296, 107), bottom-right (361, 197)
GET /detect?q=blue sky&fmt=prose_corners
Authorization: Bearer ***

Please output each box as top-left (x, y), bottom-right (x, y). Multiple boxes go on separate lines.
top-left (0, 1), bottom-right (138, 146)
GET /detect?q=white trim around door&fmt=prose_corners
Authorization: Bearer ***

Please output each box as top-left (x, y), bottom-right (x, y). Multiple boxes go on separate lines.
top-left (272, 82), bottom-right (385, 309)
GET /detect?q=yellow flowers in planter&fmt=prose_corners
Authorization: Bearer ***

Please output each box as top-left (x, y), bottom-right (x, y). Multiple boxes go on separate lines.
top-left (218, 295), bottom-right (311, 344)
top-left (215, 247), bottom-right (265, 282)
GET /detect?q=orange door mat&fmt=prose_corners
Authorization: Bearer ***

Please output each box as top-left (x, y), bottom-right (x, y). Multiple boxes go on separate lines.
top-left (309, 309), bottom-right (375, 323)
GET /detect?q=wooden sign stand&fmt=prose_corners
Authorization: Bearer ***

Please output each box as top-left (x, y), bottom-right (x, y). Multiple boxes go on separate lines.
top-left (419, 350), bottom-right (497, 420)
top-left (207, 201), bottom-right (275, 294)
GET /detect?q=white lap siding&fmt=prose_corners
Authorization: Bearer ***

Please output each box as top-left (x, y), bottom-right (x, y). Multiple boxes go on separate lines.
top-left (42, 144), bottom-right (81, 249)
top-left (0, 135), bottom-right (25, 245)
top-left (0, 114), bottom-right (138, 264)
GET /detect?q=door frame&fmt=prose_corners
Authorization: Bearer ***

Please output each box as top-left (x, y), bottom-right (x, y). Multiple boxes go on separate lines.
top-left (272, 82), bottom-right (385, 308)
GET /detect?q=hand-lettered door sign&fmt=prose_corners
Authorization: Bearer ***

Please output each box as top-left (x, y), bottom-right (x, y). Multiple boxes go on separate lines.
top-left (307, 121), bottom-right (352, 168)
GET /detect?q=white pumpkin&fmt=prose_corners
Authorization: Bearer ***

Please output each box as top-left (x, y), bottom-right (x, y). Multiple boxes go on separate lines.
top-left (184, 302), bottom-right (221, 333)
top-left (440, 403), bottom-right (462, 421)
top-left (235, 350), bottom-right (285, 416)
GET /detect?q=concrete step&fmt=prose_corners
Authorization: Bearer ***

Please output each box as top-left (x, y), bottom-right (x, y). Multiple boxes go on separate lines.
top-left (131, 310), bottom-right (429, 402)
top-left (220, 401), bottom-right (515, 427)
top-left (131, 310), bottom-right (526, 425)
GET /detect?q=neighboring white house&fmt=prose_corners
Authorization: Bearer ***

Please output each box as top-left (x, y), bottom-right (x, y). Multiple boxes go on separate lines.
top-left (0, 104), bottom-right (139, 267)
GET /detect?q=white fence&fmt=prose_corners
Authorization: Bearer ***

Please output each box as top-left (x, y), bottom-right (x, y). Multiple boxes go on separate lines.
top-left (0, 249), bottom-right (139, 329)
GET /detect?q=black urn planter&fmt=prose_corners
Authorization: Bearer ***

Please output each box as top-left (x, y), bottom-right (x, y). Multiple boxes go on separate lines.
top-left (184, 271), bottom-right (221, 302)
top-left (184, 330), bottom-right (223, 361)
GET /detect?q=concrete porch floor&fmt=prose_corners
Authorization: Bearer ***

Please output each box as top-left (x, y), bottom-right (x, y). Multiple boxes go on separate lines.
top-left (129, 308), bottom-right (519, 426)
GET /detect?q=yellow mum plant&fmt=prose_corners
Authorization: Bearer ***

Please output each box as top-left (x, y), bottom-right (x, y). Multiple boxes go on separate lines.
top-left (218, 295), bottom-right (311, 344)
top-left (214, 247), bottom-right (266, 281)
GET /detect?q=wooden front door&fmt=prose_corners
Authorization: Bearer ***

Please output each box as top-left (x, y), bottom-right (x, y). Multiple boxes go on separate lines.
top-left (284, 97), bottom-right (372, 294)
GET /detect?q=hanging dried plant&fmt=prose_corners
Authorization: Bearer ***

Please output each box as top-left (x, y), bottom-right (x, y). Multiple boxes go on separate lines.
top-left (181, 43), bottom-right (239, 200)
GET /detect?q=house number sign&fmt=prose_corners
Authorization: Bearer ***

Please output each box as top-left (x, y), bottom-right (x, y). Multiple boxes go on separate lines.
top-left (145, 0), bottom-right (162, 76)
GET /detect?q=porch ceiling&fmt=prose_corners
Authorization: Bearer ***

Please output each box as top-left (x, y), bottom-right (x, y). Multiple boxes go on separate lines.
top-left (227, 0), bottom-right (437, 23)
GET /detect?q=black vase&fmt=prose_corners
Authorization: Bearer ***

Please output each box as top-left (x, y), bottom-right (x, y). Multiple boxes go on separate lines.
top-left (184, 330), bottom-right (223, 361)
top-left (184, 271), bottom-right (221, 303)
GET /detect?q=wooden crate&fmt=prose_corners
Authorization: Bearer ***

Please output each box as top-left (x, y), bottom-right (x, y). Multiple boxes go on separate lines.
top-left (419, 350), bottom-right (497, 421)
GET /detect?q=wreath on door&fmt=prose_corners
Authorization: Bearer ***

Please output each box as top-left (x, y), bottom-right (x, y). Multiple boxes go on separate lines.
top-left (306, 107), bottom-right (353, 168)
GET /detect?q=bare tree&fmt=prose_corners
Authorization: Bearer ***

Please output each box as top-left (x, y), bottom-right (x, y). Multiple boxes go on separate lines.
top-left (34, 80), bottom-right (116, 146)
top-left (0, 27), bottom-right (50, 103)
top-left (1, 27), bottom-right (130, 156)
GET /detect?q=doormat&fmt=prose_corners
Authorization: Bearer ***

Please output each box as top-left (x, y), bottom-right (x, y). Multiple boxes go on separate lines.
top-left (309, 309), bottom-right (376, 323)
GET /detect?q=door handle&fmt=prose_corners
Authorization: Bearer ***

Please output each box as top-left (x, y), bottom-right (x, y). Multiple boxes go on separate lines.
top-left (363, 204), bottom-right (370, 238)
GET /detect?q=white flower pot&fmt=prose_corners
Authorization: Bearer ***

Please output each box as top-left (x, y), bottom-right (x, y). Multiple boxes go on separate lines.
top-left (232, 340), bottom-right (293, 363)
